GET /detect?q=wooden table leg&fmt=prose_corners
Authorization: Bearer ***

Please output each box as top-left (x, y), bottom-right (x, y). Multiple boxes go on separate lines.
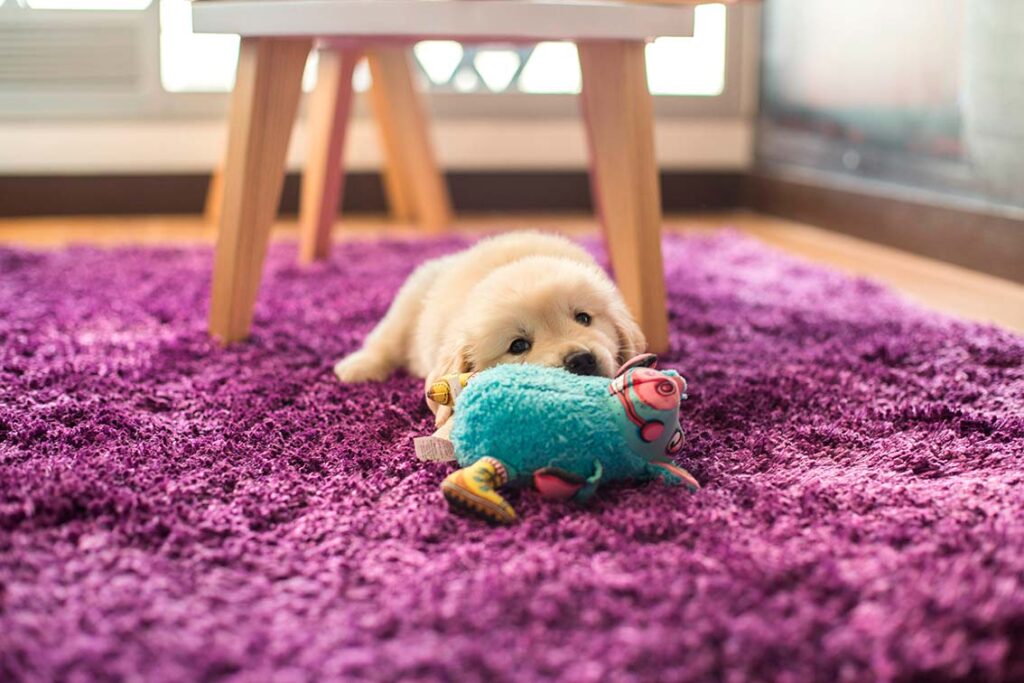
top-left (366, 46), bottom-right (452, 231)
top-left (204, 165), bottom-right (224, 227)
top-left (578, 39), bottom-right (670, 354)
top-left (208, 36), bottom-right (311, 343)
top-left (298, 46), bottom-right (360, 264)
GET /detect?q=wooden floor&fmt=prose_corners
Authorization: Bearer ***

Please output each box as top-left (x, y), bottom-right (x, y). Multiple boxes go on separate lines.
top-left (1, 211), bottom-right (1022, 332)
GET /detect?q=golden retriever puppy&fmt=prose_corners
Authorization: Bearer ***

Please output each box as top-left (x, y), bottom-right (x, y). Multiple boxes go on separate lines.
top-left (334, 231), bottom-right (646, 425)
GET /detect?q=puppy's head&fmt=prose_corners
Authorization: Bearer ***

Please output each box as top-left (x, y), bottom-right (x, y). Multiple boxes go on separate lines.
top-left (432, 256), bottom-right (646, 380)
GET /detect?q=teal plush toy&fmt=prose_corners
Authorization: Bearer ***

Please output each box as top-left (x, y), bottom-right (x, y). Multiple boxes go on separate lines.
top-left (434, 354), bottom-right (700, 524)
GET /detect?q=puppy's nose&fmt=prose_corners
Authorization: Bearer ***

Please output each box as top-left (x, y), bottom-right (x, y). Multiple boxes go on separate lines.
top-left (564, 351), bottom-right (598, 376)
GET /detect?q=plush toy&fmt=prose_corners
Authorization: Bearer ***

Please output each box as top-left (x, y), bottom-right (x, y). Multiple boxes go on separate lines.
top-left (431, 354), bottom-right (700, 524)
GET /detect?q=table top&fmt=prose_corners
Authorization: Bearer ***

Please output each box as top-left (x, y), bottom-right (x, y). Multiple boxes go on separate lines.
top-left (191, 0), bottom-right (695, 41)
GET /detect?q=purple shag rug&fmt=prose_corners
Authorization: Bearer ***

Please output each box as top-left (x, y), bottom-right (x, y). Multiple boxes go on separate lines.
top-left (2, 231), bottom-right (1023, 682)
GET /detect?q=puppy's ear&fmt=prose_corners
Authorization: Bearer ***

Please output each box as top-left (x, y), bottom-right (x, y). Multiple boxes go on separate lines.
top-left (431, 342), bottom-right (474, 380)
top-left (611, 306), bottom-right (647, 365)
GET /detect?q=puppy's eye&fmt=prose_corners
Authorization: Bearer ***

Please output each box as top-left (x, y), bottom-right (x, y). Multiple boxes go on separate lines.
top-left (508, 338), bottom-right (532, 355)
top-left (574, 312), bottom-right (592, 326)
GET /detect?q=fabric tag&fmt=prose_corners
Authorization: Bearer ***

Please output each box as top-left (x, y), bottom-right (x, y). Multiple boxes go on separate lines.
top-left (414, 436), bottom-right (456, 462)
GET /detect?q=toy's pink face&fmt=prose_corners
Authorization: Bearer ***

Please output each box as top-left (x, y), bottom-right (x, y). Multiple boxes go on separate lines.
top-left (608, 354), bottom-right (687, 461)
top-left (629, 368), bottom-right (687, 412)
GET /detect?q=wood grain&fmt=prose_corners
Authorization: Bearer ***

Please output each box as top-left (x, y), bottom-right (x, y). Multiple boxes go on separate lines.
top-left (578, 39), bottom-right (670, 354)
top-left (208, 36), bottom-right (311, 343)
top-left (366, 47), bottom-right (452, 231)
top-left (204, 166), bottom-right (225, 227)
top-left (298, 47), bottom-right (359, 264)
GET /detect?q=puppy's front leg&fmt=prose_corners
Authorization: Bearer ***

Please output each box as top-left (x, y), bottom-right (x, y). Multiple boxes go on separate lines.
top-left (433, 403), bottom-right (454, 428)
top-left (334, 259), bottom-right (443, 383)
top-left (333, 348), bottom-right (395, 383)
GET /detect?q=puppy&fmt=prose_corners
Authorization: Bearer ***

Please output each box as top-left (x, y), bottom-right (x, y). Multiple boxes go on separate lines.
top-left (334, 231), bottom-right (646, 425)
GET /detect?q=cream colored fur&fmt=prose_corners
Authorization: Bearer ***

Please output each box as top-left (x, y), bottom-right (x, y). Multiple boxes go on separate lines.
top-left (334, 231), bottom-right (645, 424)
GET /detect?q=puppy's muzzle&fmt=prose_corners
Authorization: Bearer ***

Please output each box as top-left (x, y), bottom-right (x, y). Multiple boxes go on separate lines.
top-left (564, 351), bottom-right (598, 376)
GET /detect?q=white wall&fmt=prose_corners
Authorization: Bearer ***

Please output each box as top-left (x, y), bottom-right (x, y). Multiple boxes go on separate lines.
top-left (0, 117), bottom-right (753, 174)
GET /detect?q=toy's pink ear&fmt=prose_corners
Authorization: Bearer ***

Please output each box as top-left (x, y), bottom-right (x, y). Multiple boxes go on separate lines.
top-left (614, 353), bottom-right (658, 377)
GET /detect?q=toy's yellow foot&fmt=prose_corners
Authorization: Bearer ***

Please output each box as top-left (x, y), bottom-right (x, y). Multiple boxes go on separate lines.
top-left (441, 457), bottom-right (516, 525)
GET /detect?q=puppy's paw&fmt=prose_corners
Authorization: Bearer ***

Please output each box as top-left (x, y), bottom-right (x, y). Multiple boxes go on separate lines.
top-left (333, 350), bottom-right (393, 383)
top-left (434, 404), bottom-right (454, 428)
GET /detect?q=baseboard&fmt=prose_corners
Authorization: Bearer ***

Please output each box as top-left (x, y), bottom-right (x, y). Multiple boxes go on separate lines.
top-left (0, 171), bottom-right (744, 217)
top-left (744, 171), bottom-right (1024, 284)
top-left (1, 169), bottom-right (1020, 283)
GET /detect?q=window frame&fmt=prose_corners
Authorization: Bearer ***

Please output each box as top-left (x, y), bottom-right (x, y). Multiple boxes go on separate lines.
top-left (0, 2), bottom-right (752, 122)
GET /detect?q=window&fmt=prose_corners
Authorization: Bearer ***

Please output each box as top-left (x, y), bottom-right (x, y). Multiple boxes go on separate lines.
top-left (158, 0), bottom-right (727, 97)
top-left (0, 0), bottom-right (155, 116)
top-left (0, 0), bottom-right (742, 122)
